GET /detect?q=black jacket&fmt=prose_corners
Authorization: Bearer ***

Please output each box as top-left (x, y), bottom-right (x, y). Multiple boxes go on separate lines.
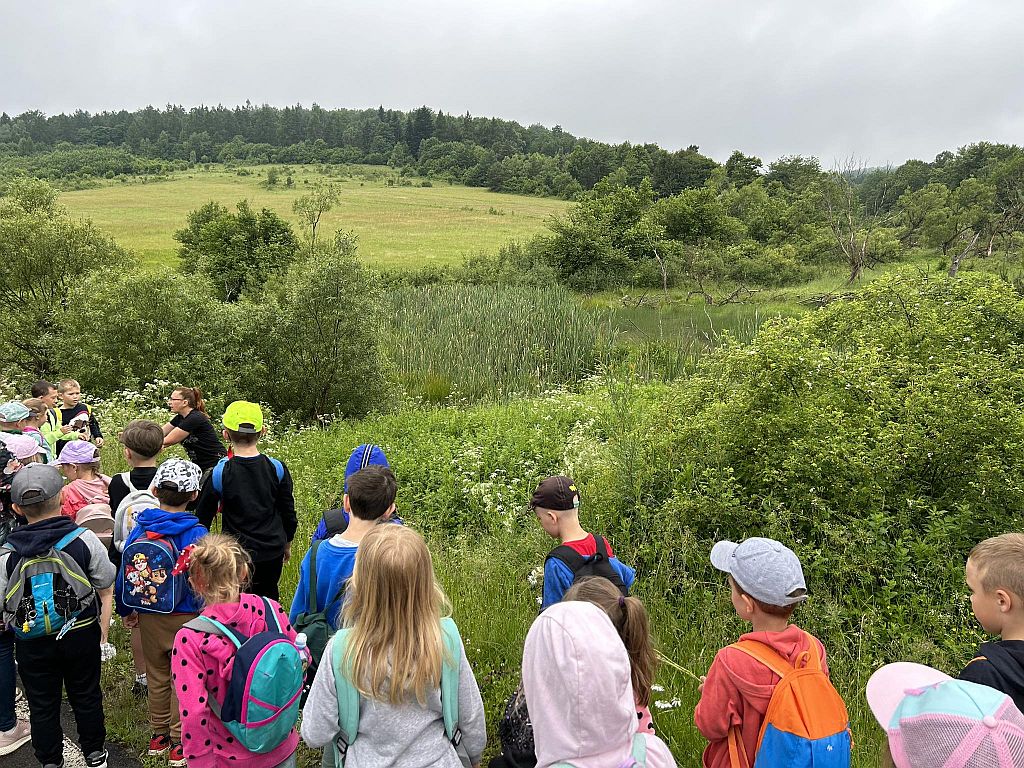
top-left (960, 640), bottom-right (1024, 714)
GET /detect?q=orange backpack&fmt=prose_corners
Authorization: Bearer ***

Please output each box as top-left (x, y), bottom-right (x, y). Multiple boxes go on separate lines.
top-left (726, 632), bottom-right (851, 768)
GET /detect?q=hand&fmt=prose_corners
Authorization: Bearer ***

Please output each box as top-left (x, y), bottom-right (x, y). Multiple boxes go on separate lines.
top-left (283, 542), bottom-right (292, 563)
top-left (94, 437), bottom-right (104, 447)
top-left (61, 425), bottom-right (73, 434)
top-left (698, 674), bottom-right (707, 694)
top-left (122, 612), bottom-right (139, 629)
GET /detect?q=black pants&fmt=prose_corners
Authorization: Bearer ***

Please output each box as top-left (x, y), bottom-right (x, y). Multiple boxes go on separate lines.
top-left (17, 621), bottom-right (105, 764)
top-left (250, 556), bottom-right (284, 601)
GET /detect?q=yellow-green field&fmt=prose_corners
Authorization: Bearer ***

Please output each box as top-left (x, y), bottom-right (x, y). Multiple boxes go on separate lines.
top-left (59, 165), bottom-right (568, 269)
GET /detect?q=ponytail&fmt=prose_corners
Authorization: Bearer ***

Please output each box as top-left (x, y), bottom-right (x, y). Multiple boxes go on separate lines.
top-left (563, 576), bottom-right (658, 707)
top-left (174, 386), bottom-right (208, 415)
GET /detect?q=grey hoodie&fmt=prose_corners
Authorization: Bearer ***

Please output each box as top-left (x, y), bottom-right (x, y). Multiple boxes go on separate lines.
top-left (300, 627), bottom-right (486, 768)
top-left (523, 601), bottom-right (677, 768)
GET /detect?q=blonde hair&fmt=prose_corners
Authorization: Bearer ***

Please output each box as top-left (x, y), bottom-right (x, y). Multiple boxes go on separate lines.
top-left (969, 533), bottom-right (1024, 598)
top-left (341, 525), bottom-right (451, 705)
top-left (187, 533), bottom-right (251, 606)
top-left (57, 379), bottom-right (80, 393)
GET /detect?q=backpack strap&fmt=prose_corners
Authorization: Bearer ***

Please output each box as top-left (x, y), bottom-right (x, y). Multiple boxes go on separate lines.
top-left (262, 596), bottom-right (283, 633)
top-left (728, 726), bottom-right (752, 768)
top-left (184, 615), bottom-right (248, 648)
top-left (211, 457), bottom-right (228, 495)
top-left (728, 640), bottom-right (795, 679)
top-left (439, 617), bottom-right (464, 751)
top-left (629, 732), bottom-right (647, 766)
top-left (332, 628), bottom-right (361, 766)
top-left (54, 527), bottom-right (86, 552)
top-left (120, 471), bottom-right (136, 494)
top-left (545, 544), bottom-right (585, 573)
top-left (268, 456), bottom-right (285, 483)
top-left (307, 540), bottom-right (322, 614)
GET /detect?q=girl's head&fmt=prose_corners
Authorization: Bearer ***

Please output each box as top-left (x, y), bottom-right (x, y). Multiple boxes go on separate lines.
top-left (57, 379), bottom-right (81, 407)
top-left (342, 525), bottom-right (450, 705)
top-left (21, 398), bottom-right (47, 428)
top-left (187, 533), bottom-right (252, 606)
top-left (169, 386), bottom-right (206, 415)
top-left (564, 577), bottom-right (657, 706)
top-left (54, 440), bottom-right (101, 480)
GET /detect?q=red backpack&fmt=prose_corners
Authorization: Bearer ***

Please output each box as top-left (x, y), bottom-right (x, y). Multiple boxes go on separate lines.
top-left (727, 632), bottom-right (851, 768)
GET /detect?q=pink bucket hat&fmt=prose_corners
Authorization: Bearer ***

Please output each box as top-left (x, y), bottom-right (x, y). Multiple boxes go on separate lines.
top-left (867, 662), bottom-right (1024, 767)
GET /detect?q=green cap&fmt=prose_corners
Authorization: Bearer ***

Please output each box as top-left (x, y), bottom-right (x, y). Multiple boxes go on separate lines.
top-left (223, 400), bottom-right (263, 434)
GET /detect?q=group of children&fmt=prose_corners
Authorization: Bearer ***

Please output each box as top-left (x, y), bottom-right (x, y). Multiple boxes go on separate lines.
top-left (0, 382), bottom-right (1022, 768)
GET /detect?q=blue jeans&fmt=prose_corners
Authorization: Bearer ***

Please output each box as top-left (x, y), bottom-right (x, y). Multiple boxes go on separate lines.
top-left (0, 629), bottom-right (15, 732)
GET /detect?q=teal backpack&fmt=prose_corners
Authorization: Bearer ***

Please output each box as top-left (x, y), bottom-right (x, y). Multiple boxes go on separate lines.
top-left (552, 734), bottom-right (648, 768)
top-left (184, 596), bottom-right (303, 754)
top-left (331, 616), bottom-right (469, 767)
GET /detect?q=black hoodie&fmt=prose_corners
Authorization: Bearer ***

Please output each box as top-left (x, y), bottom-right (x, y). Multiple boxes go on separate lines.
top-left (1, 515), bottom-right (116, 628)
top-left (959, 640), bottom-right (1024, 714)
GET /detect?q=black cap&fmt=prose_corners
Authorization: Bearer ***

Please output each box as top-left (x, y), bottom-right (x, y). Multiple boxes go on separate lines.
top-left (531, 475), bottom-right (580, 512)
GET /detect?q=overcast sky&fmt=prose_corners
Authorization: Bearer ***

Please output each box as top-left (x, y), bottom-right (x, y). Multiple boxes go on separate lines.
top-left (2, 0), bottom-right (1022, 166)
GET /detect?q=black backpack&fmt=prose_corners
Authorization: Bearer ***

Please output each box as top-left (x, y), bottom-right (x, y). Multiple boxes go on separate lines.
top-left (321, 507), bottom-right (349, 537)
top-left (544, 534), bottom-right (628, 596)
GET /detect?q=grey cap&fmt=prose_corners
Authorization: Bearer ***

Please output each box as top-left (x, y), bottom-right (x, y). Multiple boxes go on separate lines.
top-left (11, 463), bottom-right (64, 506)
top-left (710, 537), bottom-right (808, 607)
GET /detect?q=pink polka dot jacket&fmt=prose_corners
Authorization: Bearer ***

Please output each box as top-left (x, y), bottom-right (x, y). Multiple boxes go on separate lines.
top-left (171, 592), bottom-right (301, 767)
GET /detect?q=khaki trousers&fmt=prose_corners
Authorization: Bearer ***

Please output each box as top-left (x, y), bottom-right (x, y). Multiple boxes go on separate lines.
top-left (138, 612), bottom-right (197, 741)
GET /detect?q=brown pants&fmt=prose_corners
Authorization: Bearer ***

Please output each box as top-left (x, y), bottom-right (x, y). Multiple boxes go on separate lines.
top-left (138, 612), bottom-right (197, 741)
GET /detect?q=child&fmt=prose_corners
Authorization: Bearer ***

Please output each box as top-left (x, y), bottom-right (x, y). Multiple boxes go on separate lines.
top-left (29, 381), bottom-right (61, 457)
top-left (196, 401), bottom-right (296, 601)
top-left (115, 458), bottom-right (208, 767)
top-left (0, 464), bottom-right (115, 768)
top-left (174, 533), bottom-right (300, 768)
top-left (56, 379), bottom-right (104, 458)
top-left (3, 434), bottom-right (45, 467)
top-left (301, 525), bottom-right (487, 767)
top-left (0, 401), bottom-right (29, 443)
top-left (530, 475), bottom-right (635, 609)
top-left (522, 601), bottom-right (677, 767)
top-left (960, 533), bottom-right (1024, 713)
top-left (53, 440), bottom-right (111, 522)
top-left (695, 537), bottom-right (845, 768)
top-left (310, 444), bottom-right (403, 542)
top-left (108, 419), bottom-right (164, 695)
top-left (290, 465), bottom-right (398, 630)
top-left (20, 399), bottom-right (53, 464)
top-left (868, 661), bottom-right (1024, 767)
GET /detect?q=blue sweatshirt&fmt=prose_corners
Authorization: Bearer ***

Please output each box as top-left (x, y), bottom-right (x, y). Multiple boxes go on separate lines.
top-left (115, 508), bottom-right (207, 616)
top-left (288, 537), bottom-right (358, 629)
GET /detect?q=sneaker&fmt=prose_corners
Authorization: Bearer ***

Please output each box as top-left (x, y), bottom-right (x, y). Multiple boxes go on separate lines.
top-left (133, 673), bottom-right (149, 697)
top-left (168, 743), bottom-right (187, 767)
top-left (148, 733), bottom-right (171, 755)
top-left (42, 763), bottom-right (64, 768)
top-left (85, 750), bottom-right (108, 768)
top-left (0, 719), bottom-right (31, 755)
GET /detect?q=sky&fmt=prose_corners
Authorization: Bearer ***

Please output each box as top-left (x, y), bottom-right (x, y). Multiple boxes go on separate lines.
top-left (2, 0), bottom-right (1022, 166)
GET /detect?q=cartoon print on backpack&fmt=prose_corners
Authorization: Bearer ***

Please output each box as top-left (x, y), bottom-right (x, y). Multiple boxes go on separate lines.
top-left (120, 536), bottom-right (181, 611)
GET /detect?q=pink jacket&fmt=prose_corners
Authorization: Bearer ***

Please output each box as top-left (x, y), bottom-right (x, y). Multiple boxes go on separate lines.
top-left (694, 625), bottom-right (829, 768)
top-left (61, 475), bottom-right (111, 521)
top-left (171, 593), bottom-right (300, 768)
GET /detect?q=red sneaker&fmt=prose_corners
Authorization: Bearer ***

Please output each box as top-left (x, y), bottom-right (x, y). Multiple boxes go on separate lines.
top-left (147, 734), bottom-right (170, 756)
top-left (168, 743), bottom-right (187, 767)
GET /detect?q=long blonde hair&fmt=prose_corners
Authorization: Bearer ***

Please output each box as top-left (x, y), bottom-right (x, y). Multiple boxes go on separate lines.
top-left (187, 533), bottom-right (252, 606)
top-left (341, 525), bottom-right (451, 705)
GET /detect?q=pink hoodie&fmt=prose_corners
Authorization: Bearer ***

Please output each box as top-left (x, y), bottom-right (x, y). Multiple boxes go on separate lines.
top-left (694, 625), bottom-right (829, 768)
top-left (61, 475), bottom-right (111, 521)
top-left (171, 593), bottom-right (300, 768)
top-left (523, 601), bottom-right (676, 768)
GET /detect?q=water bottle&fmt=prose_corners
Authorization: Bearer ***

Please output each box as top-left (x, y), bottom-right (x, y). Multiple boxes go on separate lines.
top-left (295, 632), bottom-right (311, 670)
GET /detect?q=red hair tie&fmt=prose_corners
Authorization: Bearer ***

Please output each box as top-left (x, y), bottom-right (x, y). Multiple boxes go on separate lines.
top-left (172, 544), bottom-right (195, 576)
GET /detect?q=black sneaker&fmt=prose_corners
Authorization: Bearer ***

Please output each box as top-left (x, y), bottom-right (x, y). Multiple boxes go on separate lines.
top-left (41, 763), bottom-right (64, 768)
top-left (85, 750), bottom-right (108, 768)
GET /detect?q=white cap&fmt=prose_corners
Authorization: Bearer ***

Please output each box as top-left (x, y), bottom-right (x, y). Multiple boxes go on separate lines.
top-left (711, 537), bottom-right (808, 607)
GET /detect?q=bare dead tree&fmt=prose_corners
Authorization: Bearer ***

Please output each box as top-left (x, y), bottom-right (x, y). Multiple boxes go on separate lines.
top-left (948, 231), bottom-right (981, 278)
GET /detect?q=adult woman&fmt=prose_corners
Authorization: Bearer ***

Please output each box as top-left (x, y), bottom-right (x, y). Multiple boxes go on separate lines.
top-left (162, 387), bottom-right (227, 471)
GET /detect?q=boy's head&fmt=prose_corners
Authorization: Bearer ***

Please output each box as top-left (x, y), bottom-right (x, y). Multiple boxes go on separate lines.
top-left (30, 380), bottom-right (58, 409)
top-left (11, 463), bottom-right (64, 520)
top-left (222, 400), bottom-right (264, 446)
top-left (530, 475), bottom-right (580, 538)
top-left (57, 379), bottom-right (81, 407)
top-left (345, 465), bottom-right (398, 521)
top-left (152, 458), bottom-right (202, 509)
top-left (120, 419), bottom-right (164, 462)
top-left (966, 534), bottom-right (1024, 636)
top-left (711, 537), bottom-right (807, 621)
top-left (0, 400), bottom-right (31, 430)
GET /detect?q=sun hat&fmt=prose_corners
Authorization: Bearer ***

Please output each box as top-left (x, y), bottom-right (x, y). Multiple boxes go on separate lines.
top-left (710, 537), bottom-right (808, 607)
top-left (867, 662), bottom-right (1024, 767)
top-left (153, 458), bottom-right (203, 493)
top-left (0, 401), bottom-right (31, 422)
top-left (10, 463), bottom-right (64, 506)
top-left (52, 440), bottom-right (101, 466)
top-left (223, 400), bottom-right (263, 434)
top-left (3, 434), bottom-right (43, 462)
top-left (530, 475), bottom-right (580, 512)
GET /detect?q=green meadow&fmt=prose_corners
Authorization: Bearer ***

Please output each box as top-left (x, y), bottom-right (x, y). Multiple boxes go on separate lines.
top-left (58, 165), bottom-right (568, 270)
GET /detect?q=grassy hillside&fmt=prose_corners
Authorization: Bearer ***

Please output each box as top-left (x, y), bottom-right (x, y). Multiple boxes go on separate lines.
top-left (58, 165), bottom-right (568, 270)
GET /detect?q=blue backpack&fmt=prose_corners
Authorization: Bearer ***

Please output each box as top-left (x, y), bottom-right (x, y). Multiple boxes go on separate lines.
top-left (211, 455), bottom-right (284, 495)
top-left (331, 617), bottom-right (469, 766)
top-left (184, 596), bottom-right (303, 754)
top-left (119, 531), bottom-right (187, 614)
